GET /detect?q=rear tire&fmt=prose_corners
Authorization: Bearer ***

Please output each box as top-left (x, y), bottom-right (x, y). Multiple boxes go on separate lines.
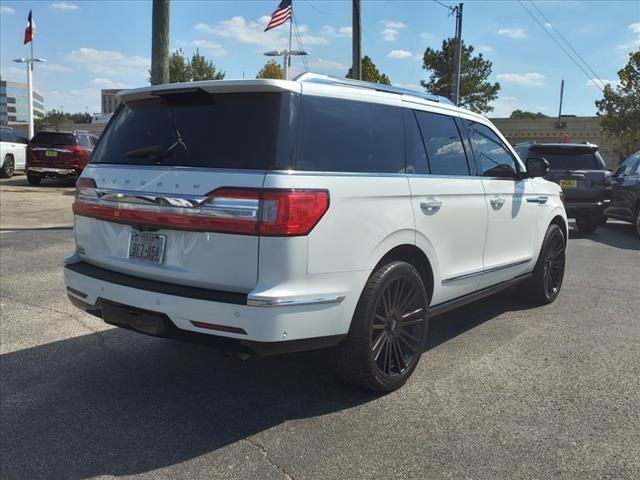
top-left (27, 173), bottom-right (41, 185)
top-left (334, 261), bottom-right (429, 392)
top-left (575, 214), bottom-right (600, 233)
top-left (634, 205), bottom-right (640, 239)
top-left (1, 156), bottom-right (14, 178)
top-left (519, 224), bottom-right (566, 305)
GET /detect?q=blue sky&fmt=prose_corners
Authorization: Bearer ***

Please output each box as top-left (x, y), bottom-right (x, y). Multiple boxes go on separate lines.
top-left (0, 0), bottom-right (638, 117)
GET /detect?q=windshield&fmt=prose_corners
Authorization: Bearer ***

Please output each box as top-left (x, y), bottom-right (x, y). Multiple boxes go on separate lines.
top-left (91, 91), bottom-right (282, 169)
top-left (531, 149), bottom-right (604, 170)
top-left (31, 132), bottom-right (77, 146)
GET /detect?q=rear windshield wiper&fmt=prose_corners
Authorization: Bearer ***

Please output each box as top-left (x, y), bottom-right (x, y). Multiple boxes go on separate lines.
top-left (125, 145), bottom-right (172, 162)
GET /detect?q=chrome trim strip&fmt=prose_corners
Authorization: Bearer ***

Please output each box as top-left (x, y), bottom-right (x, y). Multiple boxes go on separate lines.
top-left (28, 167), bottom-right (75, 174)
top-left (442, 258), bottom-right (532, 285)
top-left (247, 295), bottom-right (345, 307)
top-left (87, 164), bottom-right (267, 174)
top-left (96, 188), bottom-right (209, 208)
top-left (527, 196), bottom-right (549, 204)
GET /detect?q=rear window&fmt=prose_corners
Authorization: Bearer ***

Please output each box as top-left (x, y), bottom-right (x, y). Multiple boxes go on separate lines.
top-left (91, 92), bottom-right (282, 169)
top-left (530, 148), bottom-right (605, 170)
top-left (414, 110), bottom-right (470, 176)
top-left (297, 96), bottom-right (405, 173)
top-left (31, 132), bottom-right (77, 146)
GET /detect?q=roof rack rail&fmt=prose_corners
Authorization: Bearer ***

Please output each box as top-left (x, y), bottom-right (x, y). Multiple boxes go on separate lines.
top-left (294, 72), bottom-right (453, 105)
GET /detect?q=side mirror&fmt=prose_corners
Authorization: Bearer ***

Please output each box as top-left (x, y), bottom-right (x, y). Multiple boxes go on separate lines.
top-left (526, 157), bottom-right (550, 178)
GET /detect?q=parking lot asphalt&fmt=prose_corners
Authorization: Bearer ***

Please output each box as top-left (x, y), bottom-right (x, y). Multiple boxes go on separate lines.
top-left (1, 182), bottom-right (639, 479)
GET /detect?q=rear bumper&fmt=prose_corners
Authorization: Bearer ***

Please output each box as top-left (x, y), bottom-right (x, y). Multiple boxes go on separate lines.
top-left (28, 167), bottom-right (78, 177)
top-left (63, 257), bottom-right (357, 353)
top-left (565, 199), bottom-right (610, 217)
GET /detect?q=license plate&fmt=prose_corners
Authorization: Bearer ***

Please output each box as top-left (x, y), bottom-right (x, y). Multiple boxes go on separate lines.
top-left (45, 150), bottom-right (58, 157)
top-left (128, 232), bottom-right (166, 264)
top-left (559, 180), bottom-right (577, 188)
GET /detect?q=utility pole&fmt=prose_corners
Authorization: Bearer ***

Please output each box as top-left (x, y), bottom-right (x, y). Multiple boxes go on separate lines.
top-left (451, 3), bottom-right (463, 106)
top-left (558, 79), bottom-right (565, 119)
top-left (150, 0), bottom-right (170, 85)
top-left (352, 0), bottom-right (361, 80)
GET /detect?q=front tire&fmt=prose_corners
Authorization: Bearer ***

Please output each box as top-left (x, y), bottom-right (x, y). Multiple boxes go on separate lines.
top-left (575, 214), bottom-right (600, 233)
top-left (520, 224), bottom-right (566, 305)
top-left (1, 156), bottom-right (14, 178)
top-left (634, 205), bottom-right (640, 239)
top-left (27, 172), bottom-right (41, 185)
top-left (334, 261), bottom-right (429, 392)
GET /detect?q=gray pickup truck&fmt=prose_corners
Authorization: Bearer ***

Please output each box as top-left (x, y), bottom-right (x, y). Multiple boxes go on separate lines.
top-left (515, 142), bottom-right (611, 233)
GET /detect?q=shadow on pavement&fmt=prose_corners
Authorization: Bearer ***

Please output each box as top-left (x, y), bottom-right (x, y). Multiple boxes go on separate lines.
top-left (568, 222), bottom-right (639, 251)
top-left (0, 176), bottom-right (75, 189)
top-left (0, 292), bottom-right (527, 479)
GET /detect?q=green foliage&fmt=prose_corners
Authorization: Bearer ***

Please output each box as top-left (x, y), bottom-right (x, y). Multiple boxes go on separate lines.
top-left (35, 110), bottom-right (92, 131)
top-left (510, 110), bottom-right (548, 119)
top-left (168, 48), bottom-right (192, 83)
top-left (346, 55), bottom-right (391, 84)
top-left (421, 38), bottom-right (500, 113)
top-left (159, 48), bottom-right (225, 83)
top-left (595, 49), bottom-right (640, 162)
top-left (256, 60), bottom-right (285, 80)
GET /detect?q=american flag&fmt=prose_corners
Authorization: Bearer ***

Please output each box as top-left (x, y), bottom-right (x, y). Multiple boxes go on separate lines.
top-left (264, 0), bottom-right (292, 32)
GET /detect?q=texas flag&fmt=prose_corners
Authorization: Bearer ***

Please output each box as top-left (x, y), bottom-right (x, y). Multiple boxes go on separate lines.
top-left (24, 10), bottom-right (35, 45)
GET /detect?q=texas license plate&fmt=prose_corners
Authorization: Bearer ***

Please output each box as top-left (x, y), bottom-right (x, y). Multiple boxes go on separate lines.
top-left (559, 180), bottom-right (577, 188)
top-left (128, 232), bottom-right (166, 264)
top-left (45, 150), bottom-right (58, 157)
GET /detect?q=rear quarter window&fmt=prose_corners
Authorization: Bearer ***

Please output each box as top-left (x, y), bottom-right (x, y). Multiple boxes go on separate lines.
top-left (297, 96), bottom-right (405, 173)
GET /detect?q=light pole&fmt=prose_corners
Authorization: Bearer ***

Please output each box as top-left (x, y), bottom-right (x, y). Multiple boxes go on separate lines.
top-left (12, 57), bottom-right (46, 139)
top-left (264, 50), bottom-right (308, 80)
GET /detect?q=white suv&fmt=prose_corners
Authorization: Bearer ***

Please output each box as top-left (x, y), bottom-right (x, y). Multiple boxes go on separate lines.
top-left (64, 74), bottom-right (567, 391)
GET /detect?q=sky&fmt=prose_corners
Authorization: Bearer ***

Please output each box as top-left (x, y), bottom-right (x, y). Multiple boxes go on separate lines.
top-left (0, 0), bottom-right (638, 118)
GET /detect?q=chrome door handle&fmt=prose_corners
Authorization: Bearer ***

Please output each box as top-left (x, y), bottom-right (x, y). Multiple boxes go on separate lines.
top-left (490, 198), bottom-right (505, 208)
top-left (420, 200), bottom-right (442, 213)
top-left (527, 196), bottom-right (549, 204)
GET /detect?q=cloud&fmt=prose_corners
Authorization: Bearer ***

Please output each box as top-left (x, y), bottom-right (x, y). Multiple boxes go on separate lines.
top-left (39, 63), bottom-right (74, 73)
top-left (419, 32), bottom-right (433, 41)
top-left (308, 58), bottom-right (349, 72)
top-left (49, 2), bottom-right (80, 10)
top-left (0, 65), bottom-right (26, 80)
top-left (617, 23), bottom-right (640, 51)
top-left (380, 20), bottom-right (406, 41)
top-left (496, 27), bottom-right (527, 39)
top-left (496, 72), bottom-right (545, 86)
top-left (629, 22), bottom-right (640, 34)
top-left (478, 45), bottom-right (493, 53)
top-left (586, 79), bottom-right (618, 89)
top-left (488, 96), bottom-right (521, 118)
top-left (190, 39), bottom-right (226, 56)
top-left (195, 16), bottom-right (328, 50)
top-left (66, 48), bottom-right (149, 77)
top-left (388, 49), bottom-right (413, 59)
top-left (0, 6), bottom-right (15, 14)
top-left (393, 82), bottom-right (421, 91)
top-left (322, 25), bottom-right (352, 38)
top-left (90, 78), bottom-right (129, 89)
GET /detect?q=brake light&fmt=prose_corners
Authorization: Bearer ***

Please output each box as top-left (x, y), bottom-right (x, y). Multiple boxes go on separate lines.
top-left (72, 186), bottom-right (330, 237)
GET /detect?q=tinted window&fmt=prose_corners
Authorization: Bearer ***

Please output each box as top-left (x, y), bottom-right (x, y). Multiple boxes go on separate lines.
top-left (466, 121), bottom-right (518, 178)
top-left (403, 109), bottom-right (428, 174)
top-left (78, 134), bottom-right (92, 148)
top-left (90, 135), bottom-right (99, 146)
top-left (31, 132), bottom-right (77, 146)
top-left (297, 96), bottom-right (404, 173)
top-left (614, 153), bottom-right (640, 177)
top-left (414, 110), bottom-right (469, 176)
top-left (91, 92), bottom-right (282, 169)
top-left (529, 148), bottom-right (604, 170)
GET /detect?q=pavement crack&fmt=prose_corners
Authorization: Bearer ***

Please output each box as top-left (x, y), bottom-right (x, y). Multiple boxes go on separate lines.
top-left (243, 438), bottom-right (294, 480)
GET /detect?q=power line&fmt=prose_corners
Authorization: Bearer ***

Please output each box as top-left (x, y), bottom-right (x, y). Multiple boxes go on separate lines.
top-left (518, 0), bottom-right (604, 92)
top-left (292, 12), bottom-right (309, 73)
top-left (528, 1), bottom-right (606, 90)
top-left (432, 0), bottom-right (453, 11)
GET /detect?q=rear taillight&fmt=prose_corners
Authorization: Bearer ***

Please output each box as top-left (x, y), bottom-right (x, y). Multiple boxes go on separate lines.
top-left (72, 183), bottom-right (329, 237)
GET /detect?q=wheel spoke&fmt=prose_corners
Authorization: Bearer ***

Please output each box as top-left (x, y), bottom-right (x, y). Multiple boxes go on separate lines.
top-left (383, 340), bottom-right (391, 375)
top-left (396, 287), bottom-right (417, 316)
top-left (391, 279), bottom-right (403, 311)
top-left (401, 318), bottom-right (424, 327)
top-left (392, 340), bottom-right (405, 372)
top-left (401, 307), bottom-right (424, 321)
top-left (399, 329), bottom-right (421, 344)
top-left (373, 334), bottom-right (387, 361)
top-left (382, 288), bottom-right (391, 317)
top-left (398, 333), bottom-right (417, 354)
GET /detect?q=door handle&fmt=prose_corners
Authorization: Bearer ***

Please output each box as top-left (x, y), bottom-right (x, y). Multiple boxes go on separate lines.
top-left (420, 200), bottom-right (442, 213)
top-left (527, 196), bottom-right (549, 204)
top-left (490, 198), bottom-right (505, 208)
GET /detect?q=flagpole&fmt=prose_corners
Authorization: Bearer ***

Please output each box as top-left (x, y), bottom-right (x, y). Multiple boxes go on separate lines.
top-left (285, 15), bottom-right (293, 80)
top-left (27, 39), bottom-right (34, 140)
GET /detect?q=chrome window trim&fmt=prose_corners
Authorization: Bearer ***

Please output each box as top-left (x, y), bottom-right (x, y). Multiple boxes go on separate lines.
top-left (442, 258), bottom-right (532, 285)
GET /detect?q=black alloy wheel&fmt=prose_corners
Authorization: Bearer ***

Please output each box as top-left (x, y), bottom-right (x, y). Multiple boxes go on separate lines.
top-left (1, 157), bottom-right (14, 178)
top-left (371, 277), bottom-right (427, 379)
top-left (542, 228), bottom-right (566, 299)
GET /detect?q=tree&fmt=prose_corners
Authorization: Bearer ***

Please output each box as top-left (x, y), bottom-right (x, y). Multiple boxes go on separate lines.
top-left (256, 60), bottom-right (284, 80)
top-left (595, 49), bottom-right (640, 162)
top-left (34, 110), bottom-right (92, 131)
top-left (161, 49), bottom-right (225, 83)
top-left (346, 55), bottom-right (391, 84)
top-left (510, 110), bottom-right (548, 119)
top-left (421, 38), bottom-right (500, 113)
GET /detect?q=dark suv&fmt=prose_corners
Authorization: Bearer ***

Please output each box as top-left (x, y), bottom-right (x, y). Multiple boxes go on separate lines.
top-left (605, 151), bottom-right (640, 238)
top-left (515, 142), bottom-right (611, 233)
top-left (26, 129), bottom-right (98, 185)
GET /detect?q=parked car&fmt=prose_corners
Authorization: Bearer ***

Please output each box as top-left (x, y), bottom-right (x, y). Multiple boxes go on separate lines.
top-left (26, 129), bottom-right (98, 185)
top-left (64, 74), bottom-right (567, 392)
top-left (514, 142), bottom-right (611, 233)
top-left (604, 151), bottom-right (640, 238)
top-left (0, 126), bottom-right (28, 178)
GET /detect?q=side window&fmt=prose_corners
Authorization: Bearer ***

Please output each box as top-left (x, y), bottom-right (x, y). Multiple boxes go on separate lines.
top-left (90, 135), bottom-right (99, 146)
top-left (403, 109), bottom-right (428, 174)
top-left (0, 129), bottom-right (16, 143)
top-left (614, 155), bottom-right (640, 177)
top-left (297, 96), bottom-right (405, 173)
top-left (414, 110), bottom-right (470, 176)
top-left (78, 134), bottom-right (91, 148)
top-left (466, 121), bottom-right (518, 178)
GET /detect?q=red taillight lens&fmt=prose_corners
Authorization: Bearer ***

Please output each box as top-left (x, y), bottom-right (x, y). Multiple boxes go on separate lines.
top-left (259, 190), bottom-right (329, 236)
top-left (76, 177), bottom-right (97, 197)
